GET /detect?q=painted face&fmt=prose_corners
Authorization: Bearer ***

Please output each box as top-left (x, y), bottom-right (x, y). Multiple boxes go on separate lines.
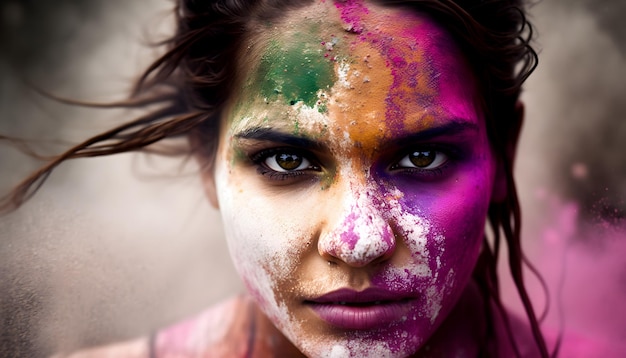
top-left (210, 1), bottom-right (496, 357)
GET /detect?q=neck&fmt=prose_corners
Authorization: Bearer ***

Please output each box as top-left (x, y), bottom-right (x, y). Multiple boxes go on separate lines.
top-left (411, 280), bottom-right (489, 357)
top-left (245, 296), bottom-right (305, 357)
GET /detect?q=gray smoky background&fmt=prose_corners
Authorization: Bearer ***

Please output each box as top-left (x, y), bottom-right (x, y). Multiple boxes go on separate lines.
top-left (0, 0), bottom-right (625, 356)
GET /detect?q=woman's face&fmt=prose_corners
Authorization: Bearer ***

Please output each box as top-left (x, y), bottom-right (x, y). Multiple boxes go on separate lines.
top-left (207, 1), bottom-right (497, 356)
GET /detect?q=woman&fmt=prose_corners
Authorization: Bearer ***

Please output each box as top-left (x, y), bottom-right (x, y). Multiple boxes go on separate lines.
top-left (3, 0), bottom-right (552, 356)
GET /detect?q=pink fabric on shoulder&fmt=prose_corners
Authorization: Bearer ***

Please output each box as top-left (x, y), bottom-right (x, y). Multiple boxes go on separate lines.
top-left (53, 337), bottom-right (150, 358)
top-left (546, 329), bottom-right (626, 358)
top-left (155, 295), bottom-right (253, 358)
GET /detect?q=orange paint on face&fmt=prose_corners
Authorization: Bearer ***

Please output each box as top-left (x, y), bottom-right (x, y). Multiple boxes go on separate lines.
top-left (326, 43), bottom-right (393, 158)
top-left (321, 9), bottom-right (445, 164)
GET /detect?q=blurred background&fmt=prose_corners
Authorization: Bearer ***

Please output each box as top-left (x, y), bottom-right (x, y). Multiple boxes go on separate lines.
top-left (0, 0), bottom-right (624, 356)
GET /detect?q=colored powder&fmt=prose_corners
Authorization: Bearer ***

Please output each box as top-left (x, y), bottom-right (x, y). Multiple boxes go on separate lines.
top-left (255, 39), bottom-right (336, 108)
top-left (230, 145), bottom-right (247, 167)
top-left (325, 47), bottom-right (394, 157)
top-left (320, 169), bottom-right (336, 190)
top-left (335, 0), bottom-right (369, 34)
top-left (378, 23), bottom-right (439, 134)
top-left (328, 1), bottom-right (441, 151)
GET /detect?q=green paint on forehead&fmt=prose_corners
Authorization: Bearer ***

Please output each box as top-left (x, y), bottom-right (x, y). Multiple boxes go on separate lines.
top-left (254, 34), bottom-right (336, 108)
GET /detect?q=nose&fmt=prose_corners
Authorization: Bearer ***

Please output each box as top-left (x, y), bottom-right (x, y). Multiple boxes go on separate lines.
top-left (318, 192), bottom-right (396, 267)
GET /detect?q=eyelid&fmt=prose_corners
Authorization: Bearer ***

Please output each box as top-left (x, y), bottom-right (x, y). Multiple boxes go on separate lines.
top-left (250, 147), bottom-right (318, 166)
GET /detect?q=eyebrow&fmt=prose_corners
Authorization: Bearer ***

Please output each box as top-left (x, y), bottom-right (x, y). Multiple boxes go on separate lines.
top-left (234, 121), bottom-right (479, 149)
top-left (390, 121), bottom-right (480, 148)
top-left (234, 127), bottom-right (325, 150)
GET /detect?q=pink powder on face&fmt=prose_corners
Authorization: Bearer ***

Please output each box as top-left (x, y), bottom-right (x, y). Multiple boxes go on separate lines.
top-left (384, 18), bottom-right (479, 129)
top-left (334, 1), bottom-right (479, 133)
top-left (335, 0), bottom-right (369, 34)
top-left (215, 2), bottom-right (493, 356)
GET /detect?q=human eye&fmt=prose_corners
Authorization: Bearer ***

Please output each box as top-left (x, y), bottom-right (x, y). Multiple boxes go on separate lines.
top-left (251, 148), bottom-right (321, 180)
top-left (389, 147), bottom-right (450, 177)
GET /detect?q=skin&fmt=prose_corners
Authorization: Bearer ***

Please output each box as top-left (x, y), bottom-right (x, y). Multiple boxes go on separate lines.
top-left (203, 0), bottom-right (500, 356)
top-left (38, 1), bottom-right (626, 357)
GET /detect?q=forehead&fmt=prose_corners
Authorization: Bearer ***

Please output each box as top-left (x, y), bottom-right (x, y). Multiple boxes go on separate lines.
top-left (230, 0), bottom-right (480, 143)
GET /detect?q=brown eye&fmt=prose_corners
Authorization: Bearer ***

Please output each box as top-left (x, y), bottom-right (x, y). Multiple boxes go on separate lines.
top-left (265, 152), bottom-right (311, 172)
top-left (276, 153), bottom-right (302, 170)
top-left (409, 151), bottom-right (435, 167)
top-left (396, 150), bottom-right (447, 170)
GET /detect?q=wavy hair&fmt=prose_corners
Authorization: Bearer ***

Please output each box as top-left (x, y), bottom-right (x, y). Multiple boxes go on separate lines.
top-left (1, 0), bottom-right (546, 356)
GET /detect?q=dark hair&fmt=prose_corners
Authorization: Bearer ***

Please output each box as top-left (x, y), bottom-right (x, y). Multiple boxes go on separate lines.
top-left (1, 0), bottom-right (545, 356)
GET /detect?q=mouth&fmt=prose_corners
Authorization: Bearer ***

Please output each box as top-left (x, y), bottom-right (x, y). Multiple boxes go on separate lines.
top-left (304, 287), bottom-right (417, 330)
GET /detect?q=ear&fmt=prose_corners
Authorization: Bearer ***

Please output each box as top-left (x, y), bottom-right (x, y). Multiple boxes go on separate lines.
top-left (492, 101), bottom-right (524, 203)
top-left (189, 133), bottom-right (220, 209)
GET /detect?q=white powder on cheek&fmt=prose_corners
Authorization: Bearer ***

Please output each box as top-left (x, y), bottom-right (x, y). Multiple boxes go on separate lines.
top-left (215, 146), bottom-right (315, 280)
top-left (213, 157), bottom-right (307, 341)
top-left (424, 287), bottom-right (443, 324)
top-left (386, 194), bottom-right (431, 274)
top-left (379, 187), bottom-right (452, 325)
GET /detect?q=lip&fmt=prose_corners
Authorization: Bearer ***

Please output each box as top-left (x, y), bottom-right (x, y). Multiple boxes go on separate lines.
top-left (304, 287), bottom-right (418, 330)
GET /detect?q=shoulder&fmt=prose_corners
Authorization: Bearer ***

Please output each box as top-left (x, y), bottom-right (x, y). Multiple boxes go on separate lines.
top-left (498, 311), bottom-right (626, 358)
top-left (52, 295), bottom-right (252, 358)
top-left (50, 337), bottom-right (150, 358)
top-left (491, 308), bottom-right (544, 357)
top-left (545, 329), bottom-right (626, 358)
top-left (154, 294), bottom-right (254, 357)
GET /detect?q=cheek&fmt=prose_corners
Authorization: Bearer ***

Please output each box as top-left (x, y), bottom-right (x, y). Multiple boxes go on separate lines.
top-left (371, 162), bottom-right (494, 321)
top-left (421, 174), bottom-right (493, 277)
top-left (216, 180), bottom-right (305, 278)
top-left (394, 152), bottom-right (495, 259)
top-left (431, 165), bottom-right (494, 256)
top-left (213, 157), bottom-right (315, 319)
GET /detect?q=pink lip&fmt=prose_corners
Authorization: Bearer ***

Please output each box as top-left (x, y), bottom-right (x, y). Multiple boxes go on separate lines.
top-left (305, 288), bottom-right (417, 330)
